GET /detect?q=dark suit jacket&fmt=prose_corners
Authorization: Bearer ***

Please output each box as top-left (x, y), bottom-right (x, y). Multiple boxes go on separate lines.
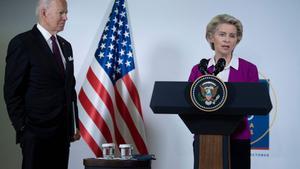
top-left (4, 25), bottom-right (79, 143)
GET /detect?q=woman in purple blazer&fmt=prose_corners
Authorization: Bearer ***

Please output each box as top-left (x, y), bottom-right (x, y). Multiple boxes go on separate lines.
top-left (189, 14), bottom-right (258, 169)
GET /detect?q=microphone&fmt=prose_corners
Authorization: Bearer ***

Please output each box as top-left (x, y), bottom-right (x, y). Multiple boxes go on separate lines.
top-left (213, 58), bottom-right (226, 76)
top-left (198, 58), bottom-right (209, 75)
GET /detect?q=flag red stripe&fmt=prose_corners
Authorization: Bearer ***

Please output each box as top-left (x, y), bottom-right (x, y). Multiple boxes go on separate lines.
top-left (87, 67), bottom-right (115, 116)
top-left (114, 86), bottom-right (148, 154)
top-left (122, 74), bottom-right (143, 119)
top-left (87, 67), bottom-right (126, 145)
top-left (79, 120), bottom-right (102, 157)
top-left (79, 89), bottom-right (113, 143)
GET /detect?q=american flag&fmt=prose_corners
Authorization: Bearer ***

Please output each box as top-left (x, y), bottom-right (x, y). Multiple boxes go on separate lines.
top-left (78, 0), bottom-right (148, 157)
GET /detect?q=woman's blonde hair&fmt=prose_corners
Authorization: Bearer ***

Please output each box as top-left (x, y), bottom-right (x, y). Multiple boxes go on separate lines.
top-left (206, 14), bottom-right (243, 50)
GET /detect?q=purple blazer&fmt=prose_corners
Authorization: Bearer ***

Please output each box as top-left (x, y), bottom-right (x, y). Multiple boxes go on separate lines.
top-left (188, 58), bottom-right (259, 140)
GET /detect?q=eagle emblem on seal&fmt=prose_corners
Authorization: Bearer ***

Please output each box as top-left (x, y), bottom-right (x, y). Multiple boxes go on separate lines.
top-left (199, 84), bottom-right (220, 106)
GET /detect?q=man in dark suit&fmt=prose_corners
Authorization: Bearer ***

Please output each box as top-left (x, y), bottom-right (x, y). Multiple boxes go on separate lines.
top-left (4, 0), bottom-right (80, 169)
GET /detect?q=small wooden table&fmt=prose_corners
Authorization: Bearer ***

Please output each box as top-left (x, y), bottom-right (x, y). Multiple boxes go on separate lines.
top-left (83, 158), bottom-right (151, 169)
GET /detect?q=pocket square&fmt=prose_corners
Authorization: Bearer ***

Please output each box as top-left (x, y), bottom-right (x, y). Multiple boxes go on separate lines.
top-left (68, 56), bottom-right (73, 61)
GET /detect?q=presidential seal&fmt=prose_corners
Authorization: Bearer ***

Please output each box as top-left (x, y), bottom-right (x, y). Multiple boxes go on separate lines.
top-left (190, 75), bottom-right (227, 112)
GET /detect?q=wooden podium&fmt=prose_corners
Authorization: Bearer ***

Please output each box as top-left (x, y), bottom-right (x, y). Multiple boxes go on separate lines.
top-left (150, 81), bottom-right (272, 169)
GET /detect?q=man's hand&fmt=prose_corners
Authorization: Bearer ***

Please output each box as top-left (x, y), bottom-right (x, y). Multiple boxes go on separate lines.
top-left (72, 129), bottom-right (81, 142)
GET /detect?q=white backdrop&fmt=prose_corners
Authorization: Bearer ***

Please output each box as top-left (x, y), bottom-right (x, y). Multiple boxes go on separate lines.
top-left (1, 0), bottom-right (299, 169)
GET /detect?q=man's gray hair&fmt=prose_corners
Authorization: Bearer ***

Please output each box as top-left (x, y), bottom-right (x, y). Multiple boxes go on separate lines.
top-left (35, 0), bottom-right (54, 17)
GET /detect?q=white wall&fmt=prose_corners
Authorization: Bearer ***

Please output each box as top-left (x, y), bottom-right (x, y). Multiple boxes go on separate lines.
top-left (1, 0), bottom-right (300, 169)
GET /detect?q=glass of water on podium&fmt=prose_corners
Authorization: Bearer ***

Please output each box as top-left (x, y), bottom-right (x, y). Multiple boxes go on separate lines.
top-left (119, 144), bottom-right (133, 160)
top-left (102, 143), bottom-right (115, 159)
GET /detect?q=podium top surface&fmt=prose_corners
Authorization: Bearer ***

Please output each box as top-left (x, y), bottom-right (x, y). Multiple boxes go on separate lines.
top-left (150, 81), bottom-right (272, 115)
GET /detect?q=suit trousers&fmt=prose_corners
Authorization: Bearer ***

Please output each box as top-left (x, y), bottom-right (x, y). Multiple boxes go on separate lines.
top-left (230, 139), bottom-right (250, 169)
top-left (20, 128), bottom-right (70, 169)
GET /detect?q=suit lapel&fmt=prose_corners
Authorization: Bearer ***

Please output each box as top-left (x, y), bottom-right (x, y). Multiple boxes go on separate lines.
top-left (31, 25), bottom-right (65, 79)
top-left (31, 25), bottom-right (53, 59)
top-left (57, 36), bottom-right (72, 80)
